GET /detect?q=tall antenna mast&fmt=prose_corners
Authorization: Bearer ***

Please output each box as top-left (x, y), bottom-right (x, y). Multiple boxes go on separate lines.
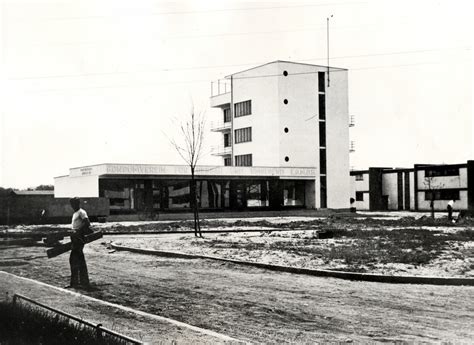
top-left (327, 15), bottom-right (333, 87)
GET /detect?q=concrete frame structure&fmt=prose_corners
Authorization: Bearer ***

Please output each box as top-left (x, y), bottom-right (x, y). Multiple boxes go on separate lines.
top-left (210, 61), bottom-right (351, 209)
top-left (351, 161), bottom-right (474, 212)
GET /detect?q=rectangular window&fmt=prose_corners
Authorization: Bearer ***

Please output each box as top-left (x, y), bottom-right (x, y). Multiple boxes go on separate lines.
top-left (320, 176), bottom-right (327, 208)
top-left (234, 100), bottom-right (252, 117)
top-left (234, 127), bottom-right (252, 144)
top-left (319, 121), bottom-right (326, 147)
top-left (425, 189), bottom-right (460, 201)
top-left (356, 192), bottom-right (364, 201)
top-left (425, 167), bottom-right (460, 177)
top-left (319, 94), bottom-right (326, 119)
top-left (224, 157), bottom-right (231, 166)
top-left (223, 108), bottom-right (231, 123)
top-left (355, 174), bottom-right (364, 181)
top-left (319, 149), bottom-right (326, 175)
top-left (318, 72), bottom-right (325, 93)
top-left (224, 133), bottom-right (231, 147)
top-left (235, 154), bottom-right (252, 166)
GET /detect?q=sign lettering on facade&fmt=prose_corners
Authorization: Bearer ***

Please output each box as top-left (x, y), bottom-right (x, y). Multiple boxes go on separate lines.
top-left (71, 164), bottom-right (316, 178)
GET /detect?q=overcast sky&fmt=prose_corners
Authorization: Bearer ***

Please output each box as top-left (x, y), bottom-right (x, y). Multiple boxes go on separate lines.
top-left (0, 0), bottom-right (472, 188)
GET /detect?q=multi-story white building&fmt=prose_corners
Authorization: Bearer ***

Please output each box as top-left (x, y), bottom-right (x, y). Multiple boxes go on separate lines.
top-left (54, 61), bottom-right (353, 215)
top-left (210, 60), bottom-right (351, 209)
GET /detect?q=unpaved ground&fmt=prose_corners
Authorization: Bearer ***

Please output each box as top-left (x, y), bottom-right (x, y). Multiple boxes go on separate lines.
top-left (1, 241), bottom-right (474, 343)
top-left (112, 229), bottom-right (474, 278)
top-left (0, 272), bottom-right (234, 344)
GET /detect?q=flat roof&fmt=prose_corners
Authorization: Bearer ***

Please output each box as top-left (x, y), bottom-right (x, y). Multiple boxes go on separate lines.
top-left (225, 60), bottom-right (348, 78)
top-left (57, 163), bottom-right (318, 180)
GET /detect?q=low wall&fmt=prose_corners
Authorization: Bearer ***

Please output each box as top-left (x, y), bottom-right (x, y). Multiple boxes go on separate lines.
top-left (0, 196), bottom-right (109, 225)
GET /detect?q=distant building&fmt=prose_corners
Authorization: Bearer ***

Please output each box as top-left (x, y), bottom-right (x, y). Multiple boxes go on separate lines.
top-left (351, 161), bottom-right (474, 211)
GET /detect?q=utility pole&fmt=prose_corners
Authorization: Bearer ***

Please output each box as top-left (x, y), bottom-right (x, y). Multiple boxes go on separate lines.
top-left (327, 15), bottom-right (333, 88)
top-left (230, 75), bottom-right (234, 166)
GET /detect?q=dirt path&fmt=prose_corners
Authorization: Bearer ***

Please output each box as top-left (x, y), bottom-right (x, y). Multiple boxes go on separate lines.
top-left (0, 272), bottom-right (237, 344)
top-left (1, 241), bottom-right (474, 343)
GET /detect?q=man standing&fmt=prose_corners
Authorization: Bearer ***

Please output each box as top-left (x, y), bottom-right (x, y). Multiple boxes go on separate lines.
top-left (68, 197), bottom-right (92, 288)
top-left (447, 199), bottom-right (455, 221)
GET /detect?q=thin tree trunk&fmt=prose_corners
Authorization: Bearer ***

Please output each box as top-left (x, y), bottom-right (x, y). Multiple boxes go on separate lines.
top-left (191, 168), bottom-right (198, 237)
top-left (430, 198), bottom-right (435, 219)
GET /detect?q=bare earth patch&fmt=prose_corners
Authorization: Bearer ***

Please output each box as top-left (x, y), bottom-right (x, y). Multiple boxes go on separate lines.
top-left (113, 227), bottom-right (474, 278)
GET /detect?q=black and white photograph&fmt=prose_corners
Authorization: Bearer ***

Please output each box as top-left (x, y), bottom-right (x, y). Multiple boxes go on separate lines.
top-left (0, 0), bottom-right (473, 343)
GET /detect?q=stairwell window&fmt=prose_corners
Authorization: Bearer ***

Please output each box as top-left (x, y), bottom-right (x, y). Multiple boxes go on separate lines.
top-left (234, 100), bottom-right (252, 117)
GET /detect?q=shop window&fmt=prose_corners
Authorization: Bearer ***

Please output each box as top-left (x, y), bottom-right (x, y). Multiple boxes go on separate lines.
top-left (283, 181), bottom-right (305, 206)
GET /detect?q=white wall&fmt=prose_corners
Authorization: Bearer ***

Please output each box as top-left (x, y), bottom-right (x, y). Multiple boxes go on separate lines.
top-left (232, 63), bottom-right (280, 166)
top-left (54, 175), bottom-right (99, 198)
top-left (277, 63), bottom-right (319, 168)
top-left (356, 192), bottom-right (370, 210)
top-left (326, 69), bottom-right (350, 209)
top-left (352, 172), bottom-right (370, 210)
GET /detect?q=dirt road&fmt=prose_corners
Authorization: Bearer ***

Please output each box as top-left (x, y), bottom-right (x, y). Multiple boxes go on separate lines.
top-left (1, 239), bottom-right (473, 343)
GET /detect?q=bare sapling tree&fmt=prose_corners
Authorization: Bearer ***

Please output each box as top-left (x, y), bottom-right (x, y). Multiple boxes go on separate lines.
top-left (170, 107), bottom-right (205, 237)
top-left (423, 175), bottom-right (444, 219)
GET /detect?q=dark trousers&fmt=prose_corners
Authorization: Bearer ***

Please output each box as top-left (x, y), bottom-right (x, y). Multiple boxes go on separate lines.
top-left (69, 248), bottom-right (89, 286)
top-left (447, 205), bottom-right (453, 220)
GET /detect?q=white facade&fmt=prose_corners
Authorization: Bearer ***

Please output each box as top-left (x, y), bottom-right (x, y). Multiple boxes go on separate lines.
top-left (210, 61), bottom-right (351, 209)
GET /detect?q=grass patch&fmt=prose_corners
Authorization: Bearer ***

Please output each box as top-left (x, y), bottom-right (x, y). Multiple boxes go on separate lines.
top-left (0, 299), bottom-right (132, 345)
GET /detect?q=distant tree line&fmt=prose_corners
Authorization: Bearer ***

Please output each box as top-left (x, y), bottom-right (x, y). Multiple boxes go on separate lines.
top-left (0, 185), bottom-right (54, 196)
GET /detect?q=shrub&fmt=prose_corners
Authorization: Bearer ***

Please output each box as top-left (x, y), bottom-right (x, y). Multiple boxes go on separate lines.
top-left (0, 299), bottom-right (131, 345)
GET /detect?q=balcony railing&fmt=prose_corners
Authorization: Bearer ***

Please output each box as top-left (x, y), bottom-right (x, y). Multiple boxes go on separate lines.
top-left (350, 141), bottom-right (356, 153)
top-left (349, 115), bottom-right (355, 127)
top-left (211, 145), bottom-right (232, 156)
top-left (210, 121), bottom-right (231, 132)
top-left (211, 79), bottom-right (231, 97)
